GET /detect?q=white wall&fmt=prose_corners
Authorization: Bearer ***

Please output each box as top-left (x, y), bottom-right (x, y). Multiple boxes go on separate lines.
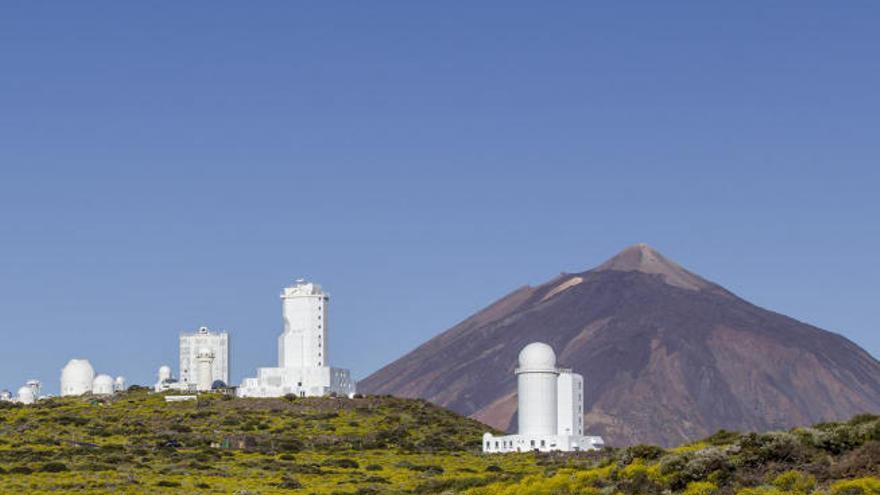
top-left (179, 329), bottom-right (229, 386)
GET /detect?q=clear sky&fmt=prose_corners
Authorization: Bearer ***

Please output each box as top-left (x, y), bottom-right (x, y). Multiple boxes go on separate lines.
top-left (2, 2), bottom-right (878, 394)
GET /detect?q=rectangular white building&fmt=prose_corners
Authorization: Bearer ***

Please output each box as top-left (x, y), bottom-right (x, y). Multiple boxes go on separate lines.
top-left (179, 326), bottom-right (229, 388)
top-left (557, 370), bottom-right (584, 437)
top-left (238, 280), bottom-right (355, 398)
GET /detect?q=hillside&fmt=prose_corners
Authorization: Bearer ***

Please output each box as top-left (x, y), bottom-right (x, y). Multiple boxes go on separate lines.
top-left (1, 392), bottom-right (879, 494)
top-left (360, 244), bottom-right (880, 447)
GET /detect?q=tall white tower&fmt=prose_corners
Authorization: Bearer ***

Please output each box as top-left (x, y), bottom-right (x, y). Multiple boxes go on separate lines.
top-left (278, 280), bottom-right (328, 368)
top-left (196, 349), bottom-right (215, 392)
top-left (517, 342), bottom-right (559, 436)
top-left (238, 279), bottom-right (355, 398)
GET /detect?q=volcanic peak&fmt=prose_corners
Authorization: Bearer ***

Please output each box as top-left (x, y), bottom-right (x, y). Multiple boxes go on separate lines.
top-left (594, 243), bottom-right (711, 291)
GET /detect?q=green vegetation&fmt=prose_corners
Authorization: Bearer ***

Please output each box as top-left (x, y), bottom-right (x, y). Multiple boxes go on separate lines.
top-left (0, 391), bottom-right (877, 494)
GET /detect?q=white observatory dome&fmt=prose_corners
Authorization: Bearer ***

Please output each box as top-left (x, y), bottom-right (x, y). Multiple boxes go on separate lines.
top-left (518, 342), bottom-right (557, 371)
top-left (61, 359), bottom-right (96, 397)
top-left (158, 365), bottom-right (172, 382)
top-left (114, 376), bottom-right (126, 392)
top-left (92, 374), bottom-right (114, 396)
top-left (17, 386), bottom-right (35, 405)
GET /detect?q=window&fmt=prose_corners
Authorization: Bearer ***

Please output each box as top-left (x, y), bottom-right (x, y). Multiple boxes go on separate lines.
top-left (541, 440), bottom-right (546, 447)
top-left (530, 440), bottom-right (535, 447)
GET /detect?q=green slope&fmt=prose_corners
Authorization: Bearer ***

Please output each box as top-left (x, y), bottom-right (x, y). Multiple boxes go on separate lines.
top-left (0, 390), bottom-right (877, 494)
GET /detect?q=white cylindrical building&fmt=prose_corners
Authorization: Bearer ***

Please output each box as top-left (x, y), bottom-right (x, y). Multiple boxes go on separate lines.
top-left (114, 376), bottom-right (126, 392)
top-left (92, 374), bottom-right (114, 395)
top-left (61, 359), bottom-right (96, 397)
top-left (196, 349), bottom-right (214, 391)
top-left (17, 386), bottom-right (35, 405)
top-left (516, 342), bottom-right (559, 436)
top-left (158, 365), bottom-right (172, 382)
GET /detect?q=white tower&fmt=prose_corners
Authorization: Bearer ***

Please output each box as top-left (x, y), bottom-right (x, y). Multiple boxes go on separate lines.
top-left (114, 376), bottom-right (126, 393)
top-left (61, 359), bottom-right (96, 397)
top-left (196, 348), bottom-right (215, 392)
top-left (517, 342), bottom-right (559, 436)
top-left (238, 280), bottom-right (355, 398)
top-left (92, 374), bottom-right (115, 395)
top-left (278, 280), bottom-right (328, 368)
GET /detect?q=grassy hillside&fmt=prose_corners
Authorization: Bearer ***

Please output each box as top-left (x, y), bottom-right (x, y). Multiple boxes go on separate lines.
top-left (0, 390), bottom-right (877, 494)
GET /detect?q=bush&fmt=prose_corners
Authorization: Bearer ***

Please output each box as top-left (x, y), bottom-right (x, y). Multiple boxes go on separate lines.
top-left (8, 466), bottom-right (32, 475)
top-left (830, 477), bottom-right (880, 495)
top-left (323, 458), bottom-right (359, 469)
top-left (156, 480), bottom-right (181, 487)
top-left (365, 464), bottom-right (383, 471)
top-left (684, 481), bottom-right (718, 495)
top-left (39, 462), bottom-right (68, 473)
top-left (772, 470), bottom-right (815, 494)
top-left (622, 444), bottom-right (666, 463)
top-left (278, 477), bottom-right (303, 489)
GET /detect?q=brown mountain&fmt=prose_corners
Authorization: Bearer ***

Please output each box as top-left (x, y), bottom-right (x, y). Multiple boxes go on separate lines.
top-left (359, 244), bottom-right (880, 447)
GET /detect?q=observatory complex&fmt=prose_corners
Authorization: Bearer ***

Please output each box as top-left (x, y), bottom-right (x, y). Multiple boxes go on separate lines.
top-left (238, 279), bottom-right (356, 398)
top-left (482, 342), bottom-right (604, 453)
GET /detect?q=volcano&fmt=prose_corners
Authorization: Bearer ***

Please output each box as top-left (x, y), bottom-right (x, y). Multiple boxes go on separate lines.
top-left (359, 244), bottom-right (880, 447)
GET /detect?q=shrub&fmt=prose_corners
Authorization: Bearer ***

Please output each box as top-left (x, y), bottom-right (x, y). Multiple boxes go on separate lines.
top-left (323, 458), bottom-right (359, 469)
top-left (622, 444), bottom-right (666, 463)
top-left (706, 429), bottom-right (742, 446)
top-left (772, 470), bottom-right (815, 494)
top-left (8, 466), bottom-right (32, 475)
top-left (684, 481), bottom-right (718, 495)
top-left (39, 462), bottom-right (68, 473)
top-left (277, 477), bottom-right (303, 489)
top-left (486, 465), bottom-right (503, 472)
top-left (156, 480), bottom-right (181, 487)
top-left (365, 464), bottom-right (383, 471)
top-left (830, 477), bottom-right (880, 495)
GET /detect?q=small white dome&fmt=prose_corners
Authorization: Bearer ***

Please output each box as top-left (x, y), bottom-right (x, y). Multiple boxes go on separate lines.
top-left (518, 342), bottom-right (557, 370)
top-left (92, 374), bottom-right (114, 395)
top-left (17, 386), bottom-right (35, 405)
top-left (158, 365), bottom-right (172, 381)
top-left (114, 376), bottom-right (126, 392)
top-left (61, 359), bottom-right (96, 397)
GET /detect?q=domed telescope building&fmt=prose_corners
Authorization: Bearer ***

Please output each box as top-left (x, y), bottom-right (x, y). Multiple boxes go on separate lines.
top-left (482, 342), bottom-right (604, 453)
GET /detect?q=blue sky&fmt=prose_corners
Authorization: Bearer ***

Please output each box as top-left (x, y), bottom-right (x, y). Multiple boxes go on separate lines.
top-left (1, 2), bottom-right (878, 393)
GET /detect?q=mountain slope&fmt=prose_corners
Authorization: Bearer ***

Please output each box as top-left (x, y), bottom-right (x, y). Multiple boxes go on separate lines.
top-left (359, 244), bottom-right (880, 447)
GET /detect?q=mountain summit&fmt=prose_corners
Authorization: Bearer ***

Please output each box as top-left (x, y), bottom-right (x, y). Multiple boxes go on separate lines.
top-left (360, 245), bottom-right (880, 447)
top-left (595, 243), bottom-right (712, 291)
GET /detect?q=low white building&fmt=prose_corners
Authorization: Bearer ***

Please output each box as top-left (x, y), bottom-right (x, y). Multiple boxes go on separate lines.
top-left (154, 364), bottom-right (191, 392)
top-left (238, 280), bottom-right (355, 398)
top-left (483, 342), bottom-right (604, 453)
